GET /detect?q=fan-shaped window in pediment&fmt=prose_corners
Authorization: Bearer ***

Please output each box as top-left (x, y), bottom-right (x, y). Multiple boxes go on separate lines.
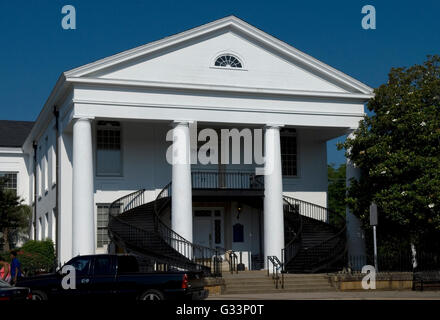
top-left (214, 55), bottom-right (243, 68)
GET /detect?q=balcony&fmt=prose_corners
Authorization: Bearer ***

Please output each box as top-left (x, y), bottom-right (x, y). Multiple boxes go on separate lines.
top-left (191, 170), bottom-right (264, 197)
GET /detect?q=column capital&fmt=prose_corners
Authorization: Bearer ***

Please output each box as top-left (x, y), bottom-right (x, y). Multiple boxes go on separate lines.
top-left (265, 124), bottom-right (285, 130)
top-left (73, 116), bottom-right (95, 123)
top-left (171, 120), bottom-right (194, 127)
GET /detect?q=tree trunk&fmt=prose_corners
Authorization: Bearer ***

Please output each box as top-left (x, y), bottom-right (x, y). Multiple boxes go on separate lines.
top-left (2, 227), bottom-right (10, 252)
top-left (411, 242), bottom-right (418, 270)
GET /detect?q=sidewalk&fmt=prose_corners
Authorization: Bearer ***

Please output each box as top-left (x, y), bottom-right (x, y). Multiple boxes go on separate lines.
top-left (208, 291), bottom-right (440, 300)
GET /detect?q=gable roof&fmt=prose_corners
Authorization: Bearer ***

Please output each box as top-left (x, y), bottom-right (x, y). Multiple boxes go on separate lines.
top-left (23, 16), bottom-right (374, 153)
top-left (64, 16), bottom-right (373, 95)
top-left (0, 120), bottom-right (34, 148)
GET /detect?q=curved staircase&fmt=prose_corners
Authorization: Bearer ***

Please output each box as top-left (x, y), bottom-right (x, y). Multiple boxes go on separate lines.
top-left (107, 180), bottom-right (347, 277)
top-left (283, 196), bottom-right (347, 273)
top-left (108, 186), bottom-right (224, 276)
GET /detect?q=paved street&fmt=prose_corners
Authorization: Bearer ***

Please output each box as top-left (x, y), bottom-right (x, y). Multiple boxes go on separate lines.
top-left (208, 291), bottom-right (440, 300)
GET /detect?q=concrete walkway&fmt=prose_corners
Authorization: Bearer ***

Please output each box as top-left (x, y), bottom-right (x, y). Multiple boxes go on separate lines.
top-left (208, 291), bottom-right (440, 300)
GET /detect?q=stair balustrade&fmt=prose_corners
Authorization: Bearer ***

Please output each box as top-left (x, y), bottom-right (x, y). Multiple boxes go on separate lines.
top-left (107, 172), bottom-right (347, 276)
top-left (267, 256), bottom-right (284, 289)
top-left (191, 170), bottom-right (263, 189)
top-left (282, 195), bottom-right (347, 273)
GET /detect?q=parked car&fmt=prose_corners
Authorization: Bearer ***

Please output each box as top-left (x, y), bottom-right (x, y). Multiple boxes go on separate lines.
top-left (0, 279), bottom-right (32, 301)
top-left (17, 254), bottom-right (208, 301)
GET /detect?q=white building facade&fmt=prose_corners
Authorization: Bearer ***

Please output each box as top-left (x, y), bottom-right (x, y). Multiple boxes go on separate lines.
top-left (7, 17), bottom-right (371, 266)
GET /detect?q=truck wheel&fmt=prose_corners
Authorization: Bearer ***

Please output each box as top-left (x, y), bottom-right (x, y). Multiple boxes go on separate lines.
top-left (139, 289), bottom-right (165, 301)
top-left (32, 290), bottom-right (48, 301)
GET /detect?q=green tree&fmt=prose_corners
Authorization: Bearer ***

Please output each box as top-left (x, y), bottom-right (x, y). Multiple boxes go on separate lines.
top-left (339, 55), bottom-right (440, 249)
top-left (328, 163), bottom-right (346, 215)
top-left (0, 177), bottom-right (31, 252)
top-left (18, 240), bottom-right (56, 275)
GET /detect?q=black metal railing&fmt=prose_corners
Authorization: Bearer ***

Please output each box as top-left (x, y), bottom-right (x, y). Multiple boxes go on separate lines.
top-left (282, 196), bottom-right (303, 269)
top-left (282, 195), bottom-right (344, 226)
top-left (267, 256), bottom-right (284, 289)
top-left (153, 182), bottom-right (222, 275)
top-left (107, 182), bottom-right (243, 276)
top-left (282, 195), bottom-right (347, 273)
top-left (153, 182), bottom-right (243, 276)
top-left (107, 174), bottom-right (348, 275)
top-left (348, 250), bottom-right (440, 272)
top-left (304, 229), bottom-right (347, 273)
top-left (109, 189), bottom-right (146, 217)
top-left (228, 251), bottom-right (238, 274)
top-left (191, 170), bottom-right (264, 190)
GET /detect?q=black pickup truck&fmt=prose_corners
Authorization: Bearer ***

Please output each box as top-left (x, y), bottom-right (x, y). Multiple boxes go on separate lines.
top-left (17, 254), bottom-right (208, 301)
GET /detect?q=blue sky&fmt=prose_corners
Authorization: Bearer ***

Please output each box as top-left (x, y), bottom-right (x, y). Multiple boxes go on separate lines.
top-left (1, 0), bottom-right (439, 165)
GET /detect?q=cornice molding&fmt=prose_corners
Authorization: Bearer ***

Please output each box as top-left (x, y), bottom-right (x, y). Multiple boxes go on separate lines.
top-left (0, 147), bottom-right (24, 154)
top-left (68, 77), bottom-right (373, 101)
top-left (73, 98), bottom-right (366, 118)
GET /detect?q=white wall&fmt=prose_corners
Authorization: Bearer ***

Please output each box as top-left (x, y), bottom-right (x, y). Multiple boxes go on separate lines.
top-left (97, 30), bottom-right (348, 94)
top-left (58, 132), bottom-right (73, 264)
top-left (0, 147), bottom-right (31, 247)
top-left (283, 127), bottom-right (328, 208)
top-left (0, 148), bottom-right (30, 204)
top-left (34, 120), bottom-right (57, 248)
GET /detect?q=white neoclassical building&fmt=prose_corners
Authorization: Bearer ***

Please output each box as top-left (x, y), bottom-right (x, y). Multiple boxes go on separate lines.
top-left (2, 16), bottom-right (371, 269)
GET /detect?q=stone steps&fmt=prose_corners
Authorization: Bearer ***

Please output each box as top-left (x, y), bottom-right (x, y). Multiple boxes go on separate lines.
top-left (222, 271), bottom-right (335, 294)
top-left (224, 288), bottom-right (336, 294)
top-left (225, 278), bottom-right (329, 283)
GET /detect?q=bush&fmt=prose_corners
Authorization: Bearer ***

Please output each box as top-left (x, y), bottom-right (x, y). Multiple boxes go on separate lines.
top-left (15, 240), bottom-right (56, 276)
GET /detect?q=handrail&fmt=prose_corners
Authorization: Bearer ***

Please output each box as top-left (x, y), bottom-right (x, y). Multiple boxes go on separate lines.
top-left (228, 251), bottom-right (238, 274)
top-left (108, 182), bottom-right (242, 276)
top-left (282, 195), bottom-right (347, 272)
top-left (152, 181), bottom-right (244, 276)
top-left (108, 178), bottom-right (347, 275)
top-left (267, 256), bottom-right (284, 289)
top-left (191, 170), bottom-right (264, 190)
top-left (283, 195), bottom-right (345, 226)
top-left (109, 188), bottom-right (146, 217)
top-left (302, 225), bottom-right (347, 273)
top-left (282, 196), bottom-right (303, 266)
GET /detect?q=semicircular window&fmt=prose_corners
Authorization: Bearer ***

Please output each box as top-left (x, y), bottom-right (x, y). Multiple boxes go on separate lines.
top-left (214, 55), bottom-right (243, 68)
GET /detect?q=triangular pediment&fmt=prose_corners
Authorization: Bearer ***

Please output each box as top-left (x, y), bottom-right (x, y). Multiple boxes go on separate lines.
top-left (65, 16), bottom-right (372, 95)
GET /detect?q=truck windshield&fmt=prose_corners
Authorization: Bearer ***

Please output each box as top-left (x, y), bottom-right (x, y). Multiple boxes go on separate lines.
top-left (67, 257), bottom-right (91, 275)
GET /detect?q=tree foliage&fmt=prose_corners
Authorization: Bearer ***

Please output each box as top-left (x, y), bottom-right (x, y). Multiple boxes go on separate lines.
top-left (16, 240), bottom-right (56, 275)
top-left (339, 55), bottom-right (440, 245)
top-left (0, 177), bottom-right (31, 251)
top-left (328, 163), bottom-right (346, 215)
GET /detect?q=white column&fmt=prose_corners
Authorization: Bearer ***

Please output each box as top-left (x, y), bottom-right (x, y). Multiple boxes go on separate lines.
top-left (171, 121), bottom-right (193, 243)
top-left (346, 131), bottom-right (366, 269)
top-left (263, 125), bottom-right (284, 269)
top-left (72, 118), bottom-right (95, 256)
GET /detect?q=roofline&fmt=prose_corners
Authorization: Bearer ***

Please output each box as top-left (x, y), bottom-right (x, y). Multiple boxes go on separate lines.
top-left (23, 16), bottom-right (374, 150)
top-left (22, 74), bottom-right (67, 152)
top-left (64, 15), bottom-right (373, 95)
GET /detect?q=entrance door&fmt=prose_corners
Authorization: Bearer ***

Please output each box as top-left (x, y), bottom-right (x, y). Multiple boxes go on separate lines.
top-left (193, 208), bottom-right (224, 250)
top-left (193, 217), bottom-right (212, 248)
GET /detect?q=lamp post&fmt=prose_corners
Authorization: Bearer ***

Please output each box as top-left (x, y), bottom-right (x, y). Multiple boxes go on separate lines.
top-left (370, 203), bottom-right (378, 272)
